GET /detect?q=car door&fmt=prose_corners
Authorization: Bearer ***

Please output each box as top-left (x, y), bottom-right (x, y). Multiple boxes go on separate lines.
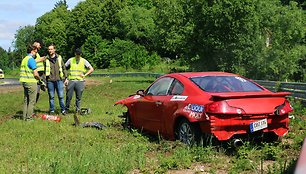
top-left (134, 77), bottom-right (174, 133)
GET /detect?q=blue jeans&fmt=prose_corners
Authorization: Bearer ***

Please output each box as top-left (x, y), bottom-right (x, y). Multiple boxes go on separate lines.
top-left (47, 80), bottom-right (65, 112)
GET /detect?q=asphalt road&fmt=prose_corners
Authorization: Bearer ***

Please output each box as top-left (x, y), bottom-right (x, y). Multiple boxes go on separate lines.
top-left (0, 78), bottom-right (20, 87)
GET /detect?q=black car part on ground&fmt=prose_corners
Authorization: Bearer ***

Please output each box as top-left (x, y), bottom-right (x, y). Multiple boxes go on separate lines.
top-left (73, 113), bottom-right (106, 130)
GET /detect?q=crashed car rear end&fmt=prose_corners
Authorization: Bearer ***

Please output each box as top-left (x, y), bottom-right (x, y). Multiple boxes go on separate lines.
top-left (199, 92), bottom-right (293, 141)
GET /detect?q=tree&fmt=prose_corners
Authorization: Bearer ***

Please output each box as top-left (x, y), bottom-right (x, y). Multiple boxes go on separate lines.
top-left (66, 0), bottom-right (127, 53)
top-left (0, 47), bottom-right (9, 69)
top-left (153, 0), bottom-right (194, 58)
top-left (13, 25), bottom-right (35, 66)
top-left (188, 0), bottom-right (305, 80)
top-left (35, 4), bottom-right (70, 58)
top-left (82, 35), bottom-right (110, 68)
top-left (117, 5), bottom-right (156, 48)
top-left (54, 0), bottom-right (68, 9)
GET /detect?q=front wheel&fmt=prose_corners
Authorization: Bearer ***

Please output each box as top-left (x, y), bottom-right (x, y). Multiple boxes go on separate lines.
top-left (176, 119), bottom-right (201, 146)
top-left (122, 111), bottom-right (133, 130)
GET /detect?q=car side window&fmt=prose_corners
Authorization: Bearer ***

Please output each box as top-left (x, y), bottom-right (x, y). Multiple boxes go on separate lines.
top-left (169, 80), bottom-right (184, 95)
top-left (146, 77), bottom-right (174, 96)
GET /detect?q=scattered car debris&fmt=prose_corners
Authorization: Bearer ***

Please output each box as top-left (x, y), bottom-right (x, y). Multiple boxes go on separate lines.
top-left (80, 108), bottom-right (91, 115)
top-left (73, 112), bottom-right (106, 130)
top-left (40, 114), bottom-right (61, 122)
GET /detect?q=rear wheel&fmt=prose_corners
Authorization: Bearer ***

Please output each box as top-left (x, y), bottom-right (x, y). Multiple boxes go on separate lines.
top-left (176, 119), bottom-right (201, 146)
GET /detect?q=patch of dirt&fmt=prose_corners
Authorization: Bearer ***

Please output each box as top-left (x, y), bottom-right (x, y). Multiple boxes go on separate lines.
top-left (85, 79), bottom-right (103, 86)
top-left (0, 114), bottom-right (14, 124)
top-left (0, 86), bottom-right (23, 94)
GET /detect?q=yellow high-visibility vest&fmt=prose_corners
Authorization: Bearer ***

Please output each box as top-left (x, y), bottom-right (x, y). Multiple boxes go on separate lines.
top-left (45, 55), bottom-right (64, 78)
top-left (68, 57), bottom-right (86, 80)
top-left (35, 53), bottom-right (44, 72)
top-left (20, 56), bottom-right (37, 83)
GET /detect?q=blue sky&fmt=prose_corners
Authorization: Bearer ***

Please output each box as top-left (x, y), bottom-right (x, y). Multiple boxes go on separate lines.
top-left (0, 0), bottom-right (84, 51)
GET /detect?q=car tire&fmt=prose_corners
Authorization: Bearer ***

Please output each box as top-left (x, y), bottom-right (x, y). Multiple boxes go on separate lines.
top-left (123, 111), bottom-right (133, 130)
top-left (176, 119), bottom-right (201, 146)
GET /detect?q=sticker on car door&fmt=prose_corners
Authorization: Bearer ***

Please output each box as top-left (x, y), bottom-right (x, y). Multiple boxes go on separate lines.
top-left (170, 95), bottom-right (188, 101)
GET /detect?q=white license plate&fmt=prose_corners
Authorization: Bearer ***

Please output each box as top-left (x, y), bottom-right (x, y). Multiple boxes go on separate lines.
top-left (250, 118), bottom-right (268, 133)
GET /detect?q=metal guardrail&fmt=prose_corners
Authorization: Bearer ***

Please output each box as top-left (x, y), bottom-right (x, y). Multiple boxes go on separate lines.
top-left (254, 80), bottom-right (306, 101)
top-left (91, 72), bottom-right (162, 78)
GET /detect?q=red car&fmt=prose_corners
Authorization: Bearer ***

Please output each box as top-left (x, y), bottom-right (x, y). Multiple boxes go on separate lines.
top-left (115, 72), bottom-right (293, 146)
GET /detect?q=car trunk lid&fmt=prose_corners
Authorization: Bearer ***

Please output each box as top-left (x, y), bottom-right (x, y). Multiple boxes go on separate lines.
top-left (210, 92), bottom-right (291, 114)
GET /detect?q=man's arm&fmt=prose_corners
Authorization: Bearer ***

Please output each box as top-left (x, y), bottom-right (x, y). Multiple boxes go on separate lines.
top-left (33, 69), bottom-right (40, 80)
top-left (36, 56), bottom-right (46, 63)
top-left (28, 57), bottom-right (40, 80)
top-left (84, 66), bottom-right (94, 77)
top-left (83, 59), bottom-right (94, 77)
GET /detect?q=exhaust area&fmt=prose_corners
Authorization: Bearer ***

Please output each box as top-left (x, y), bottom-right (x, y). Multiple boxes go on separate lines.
top-left (232, 139), bottom-right (243, 147)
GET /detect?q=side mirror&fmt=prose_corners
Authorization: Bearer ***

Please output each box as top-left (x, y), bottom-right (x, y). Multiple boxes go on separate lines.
top-left (136, 89), bottom-right (145, 96)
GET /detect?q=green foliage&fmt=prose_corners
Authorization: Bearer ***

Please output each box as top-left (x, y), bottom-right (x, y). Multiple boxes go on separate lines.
top-left (6, 0), bottom-right (306, 81)
top-left (117, 5), bottom-right (156, 46)
top-left (82, 35), bottom-right (110, 68)
top-left (154, 0), bottom-right (193, 57)
top-left (106, 38), bottom-right (161, 70)
top-left (261, 143), bottom-right (283, 160)
top-left (0, 47), bottom-right (9, 69)
top-left (35, 5), bottom-right (70, 56)
top-left (13, 25), bottom-right (35, 66)
top-left (188, 0), bottom-right (305, 81)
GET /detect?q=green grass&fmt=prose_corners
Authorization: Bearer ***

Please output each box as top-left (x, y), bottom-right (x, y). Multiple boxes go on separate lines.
top-left (0, 76), bottom-right (305, 173)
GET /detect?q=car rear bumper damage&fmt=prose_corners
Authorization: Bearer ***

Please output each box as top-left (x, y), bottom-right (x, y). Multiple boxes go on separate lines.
top-left (199, 114), bottom-right (289, 141)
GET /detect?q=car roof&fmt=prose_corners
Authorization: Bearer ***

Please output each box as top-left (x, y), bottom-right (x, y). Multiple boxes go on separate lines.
top-left (170, 72), bottom-right (238, 78)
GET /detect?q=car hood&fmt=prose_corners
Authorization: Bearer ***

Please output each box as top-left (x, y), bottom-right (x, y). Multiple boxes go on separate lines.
top-left (211, 92), bottom-right (292, 114)
top-left (114, 95), bottom-right (142, 106)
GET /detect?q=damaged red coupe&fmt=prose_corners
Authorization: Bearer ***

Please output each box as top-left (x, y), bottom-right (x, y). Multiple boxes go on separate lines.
top-left (115, 72), bottom-right (293, 145)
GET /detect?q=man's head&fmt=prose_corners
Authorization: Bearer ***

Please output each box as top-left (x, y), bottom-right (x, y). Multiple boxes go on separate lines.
top-left (75, 48), bottom-right (82, 55)
top-left (27, 45), bottom-right (38, 55)
top-left (33, 39), bottom-right (43, 50)
top-left (48, 44), bottom-right (56, 56)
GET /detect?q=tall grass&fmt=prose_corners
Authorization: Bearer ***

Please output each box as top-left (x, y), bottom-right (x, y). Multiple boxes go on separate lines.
top-left (0, 76), bottom-right (304, 173)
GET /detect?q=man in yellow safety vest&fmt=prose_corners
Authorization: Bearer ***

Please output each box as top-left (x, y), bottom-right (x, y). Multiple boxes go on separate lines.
top-left (64, 48), bottom-right (94, 113)
top-left (33, 39), bottom-right (46, 103)
top-left (19, 45), bottom-right (40, 121)
top-left (45, 44), bottom-right (68, 115)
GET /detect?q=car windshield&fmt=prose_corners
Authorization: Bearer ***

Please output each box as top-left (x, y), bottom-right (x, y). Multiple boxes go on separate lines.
top-left (190, 76), bottom-right (263, 92)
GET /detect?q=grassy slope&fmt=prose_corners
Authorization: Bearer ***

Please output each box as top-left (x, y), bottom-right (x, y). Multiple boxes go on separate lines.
top-left (0, 76), bottom-right (305, 173)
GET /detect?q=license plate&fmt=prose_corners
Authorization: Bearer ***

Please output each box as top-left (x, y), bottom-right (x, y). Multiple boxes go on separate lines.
top-left (250, 118), bottom-right (268, 133)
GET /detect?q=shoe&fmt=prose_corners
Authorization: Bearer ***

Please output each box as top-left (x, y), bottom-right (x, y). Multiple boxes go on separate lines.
top-left (49, 111), bottom-right (55, 115)
top-left (25, 118), bottom-right (34, 122)
top-left (61, 111), bottom-right (66, 115)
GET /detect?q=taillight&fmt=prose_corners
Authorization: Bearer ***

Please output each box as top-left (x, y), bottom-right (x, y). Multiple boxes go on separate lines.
top-left (274, 100), bottom-right (294, 115)
top-left (205, 101), bottom-right (246, 114)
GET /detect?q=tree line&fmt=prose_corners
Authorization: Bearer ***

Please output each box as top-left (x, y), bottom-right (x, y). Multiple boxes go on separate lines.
top-left (0, 0), bottom-right (305, 81)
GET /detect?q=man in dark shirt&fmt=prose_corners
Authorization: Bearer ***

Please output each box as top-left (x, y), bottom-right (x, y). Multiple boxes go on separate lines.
top-left (45, 44), bottom-right (68, 115)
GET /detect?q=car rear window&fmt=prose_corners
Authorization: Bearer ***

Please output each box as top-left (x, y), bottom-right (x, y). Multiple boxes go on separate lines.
top-left (190, 76), bottom-right (263, 92)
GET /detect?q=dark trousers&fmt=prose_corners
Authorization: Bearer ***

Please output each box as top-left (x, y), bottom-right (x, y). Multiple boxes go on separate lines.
top-left (65, 80), bottom-right (85, 111)
top-left (36, 71), bottom-right (45, 103)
